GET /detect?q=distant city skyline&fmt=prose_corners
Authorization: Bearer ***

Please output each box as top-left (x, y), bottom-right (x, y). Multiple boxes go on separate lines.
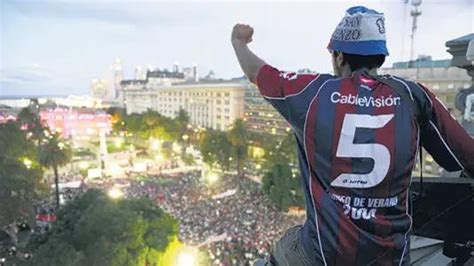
top-left (1, 0), bottom-right (473, 96)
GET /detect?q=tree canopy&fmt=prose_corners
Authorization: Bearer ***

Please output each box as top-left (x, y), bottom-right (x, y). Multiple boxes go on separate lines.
top-left (261, 132), bottom-right (304, 211)
top-left (199, 130), bottom-right (232, 170)
top-left (227, 119), bottom-right (249, 178)
top-left (0, 122), bottom-right (46, 242)
top-left (27, 189), bottom-right (179, 266)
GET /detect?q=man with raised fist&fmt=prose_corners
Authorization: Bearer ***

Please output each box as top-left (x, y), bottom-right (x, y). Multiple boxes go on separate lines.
top-left (232, 5), bottom-right (474, 266)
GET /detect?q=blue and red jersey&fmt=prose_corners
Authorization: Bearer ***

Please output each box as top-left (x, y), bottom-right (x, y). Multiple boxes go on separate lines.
top-left (256, 64), bottom-right (474, 265)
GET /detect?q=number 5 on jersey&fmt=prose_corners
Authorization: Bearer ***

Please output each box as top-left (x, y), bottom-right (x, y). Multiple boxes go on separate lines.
top-left (331, 113), bottom-right (394, 189)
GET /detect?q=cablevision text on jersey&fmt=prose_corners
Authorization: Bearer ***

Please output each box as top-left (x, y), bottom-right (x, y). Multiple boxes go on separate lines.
top-left (331, 92), bottom-right (401, 108)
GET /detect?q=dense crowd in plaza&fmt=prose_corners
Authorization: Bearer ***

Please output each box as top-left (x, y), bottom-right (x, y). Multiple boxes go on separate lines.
top-left (125, 171), bottom-right (306, 266)
top-left (2, 167), bottom-right (304, 265)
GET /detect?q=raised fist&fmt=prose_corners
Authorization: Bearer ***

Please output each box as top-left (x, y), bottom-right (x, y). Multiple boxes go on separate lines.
top-left (231, 24), bottom-right (254, 45)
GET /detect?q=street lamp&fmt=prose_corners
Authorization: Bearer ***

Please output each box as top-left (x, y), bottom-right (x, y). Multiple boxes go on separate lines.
top-left (150, 139), bottom-right (161, 151)
top-left (58, 142), bottom-right (65, 150)
top-left (176, 246), bottom-right (198, 266)
top-left (107, 187), bottom-right (124, 199)
top-left (22, 158), bottom-right (33, 169)
top-left (206, 172), bottom-right (219, 184)
top-left (114, 138), bottom-right (124, 148)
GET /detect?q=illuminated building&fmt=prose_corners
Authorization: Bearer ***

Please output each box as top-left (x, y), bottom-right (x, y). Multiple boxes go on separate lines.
top-left (0, 95), bottom-right (103, 109)
top-left (243, 82), bottom-right (290, 136)
top-left (122, 74), bottom-right (245, 131)
top-left (39, 107), bottom-right (112, 139)
top-left (134, 66), bottom-right (147, 80)
top-left (0, 106), bottom-right (17, 124)
top-left (110, 58), bottom-right (124, 100)
top-left (91, 79), bottom-right (108, 99)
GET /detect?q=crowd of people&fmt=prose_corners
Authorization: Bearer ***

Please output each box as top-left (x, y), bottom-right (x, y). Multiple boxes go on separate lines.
top-left (3, 166), bottom-right (305, 265)
top-left (125, 171), bottom-right (306, 266)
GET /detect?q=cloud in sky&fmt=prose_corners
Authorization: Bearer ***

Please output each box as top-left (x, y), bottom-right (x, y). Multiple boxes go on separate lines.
top-left (1, 64), bottom-right (50, 83)
top-left (1, 0), bottom-right (473, 96)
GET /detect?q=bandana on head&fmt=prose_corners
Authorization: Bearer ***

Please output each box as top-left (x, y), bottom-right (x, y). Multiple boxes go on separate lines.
top-left (328, 6), bottom-right (389, 56)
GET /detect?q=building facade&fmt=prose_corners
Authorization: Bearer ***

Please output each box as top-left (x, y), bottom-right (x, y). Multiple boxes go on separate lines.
top-left (0, 95), bottom-right (103, 109)
top-left (243, 82), bottom-right (290, 136)
top-left (122, 75), bottom-right (246, 131)
top-left (90, 79), bottom-right (109, 99)
top-left (0, 105), bottom-right (112, 139)
top-left (39, 107), bottom-right (111, 139)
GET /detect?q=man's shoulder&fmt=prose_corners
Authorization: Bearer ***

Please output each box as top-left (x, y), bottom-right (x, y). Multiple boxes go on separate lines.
top-left (298, 73), bottom-right (338, 85)
top-left (380, 74), bottom-right (431, 95)
top-left (382, 75), bottom-right (422, 88)
top-left (379, 75), bottom-right (434, 110)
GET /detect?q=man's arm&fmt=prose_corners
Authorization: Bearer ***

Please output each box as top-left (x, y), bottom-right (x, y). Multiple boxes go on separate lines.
top-left (417, 84), bottom-right (474, 177)
top-left (231, 24), bottom-right (266, 83)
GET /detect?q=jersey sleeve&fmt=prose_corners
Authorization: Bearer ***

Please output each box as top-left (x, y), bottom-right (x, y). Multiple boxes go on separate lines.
top-left (417, 84), bottom-right (474, 177)
top-left (256, 64), bottom-right (319, 122)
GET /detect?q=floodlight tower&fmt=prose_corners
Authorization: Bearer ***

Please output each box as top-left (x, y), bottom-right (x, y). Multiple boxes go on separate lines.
top-left (408, 0), bottom-right (422, 68)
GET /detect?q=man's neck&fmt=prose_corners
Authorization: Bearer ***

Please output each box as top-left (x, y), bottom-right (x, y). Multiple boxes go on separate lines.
top-left (340, 68), bottom-right (378, 78)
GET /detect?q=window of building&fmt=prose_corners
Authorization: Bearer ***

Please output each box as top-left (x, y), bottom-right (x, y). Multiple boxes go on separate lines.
top-left (217, 100), bottom-right (221, 104)
top-left (225, 92), bottom-right (230, 97)
top-left (225, 100), bottom-right (230, 105)
top-left (224, 108), bottom-right (230, 113)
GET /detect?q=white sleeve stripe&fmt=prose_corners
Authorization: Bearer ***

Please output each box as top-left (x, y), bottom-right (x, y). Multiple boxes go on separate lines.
top-left (409, 82), bottom-right (464, 170)
top-left (413, 82), bottom-right (433, 108)
top-left (262, 74), bottom-right (321, 100)
top-left (388, 76), bottom-right (414, 100)
top-left (428, 120), bottom-right (465, 170)
top-left (392, 77), bottom-right (464, 170)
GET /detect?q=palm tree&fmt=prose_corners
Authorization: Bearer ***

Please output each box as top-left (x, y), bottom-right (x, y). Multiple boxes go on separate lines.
top-left (39, 134), bottom-right (72, 209)
top-left (175, 109), bottom-right (191, 156)
top-left (17, 104), bottom-right (45, 141)
top-left (227, 119), bottom-right (249, 179)
top-left (142, 109), bottom-right (162, 150)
